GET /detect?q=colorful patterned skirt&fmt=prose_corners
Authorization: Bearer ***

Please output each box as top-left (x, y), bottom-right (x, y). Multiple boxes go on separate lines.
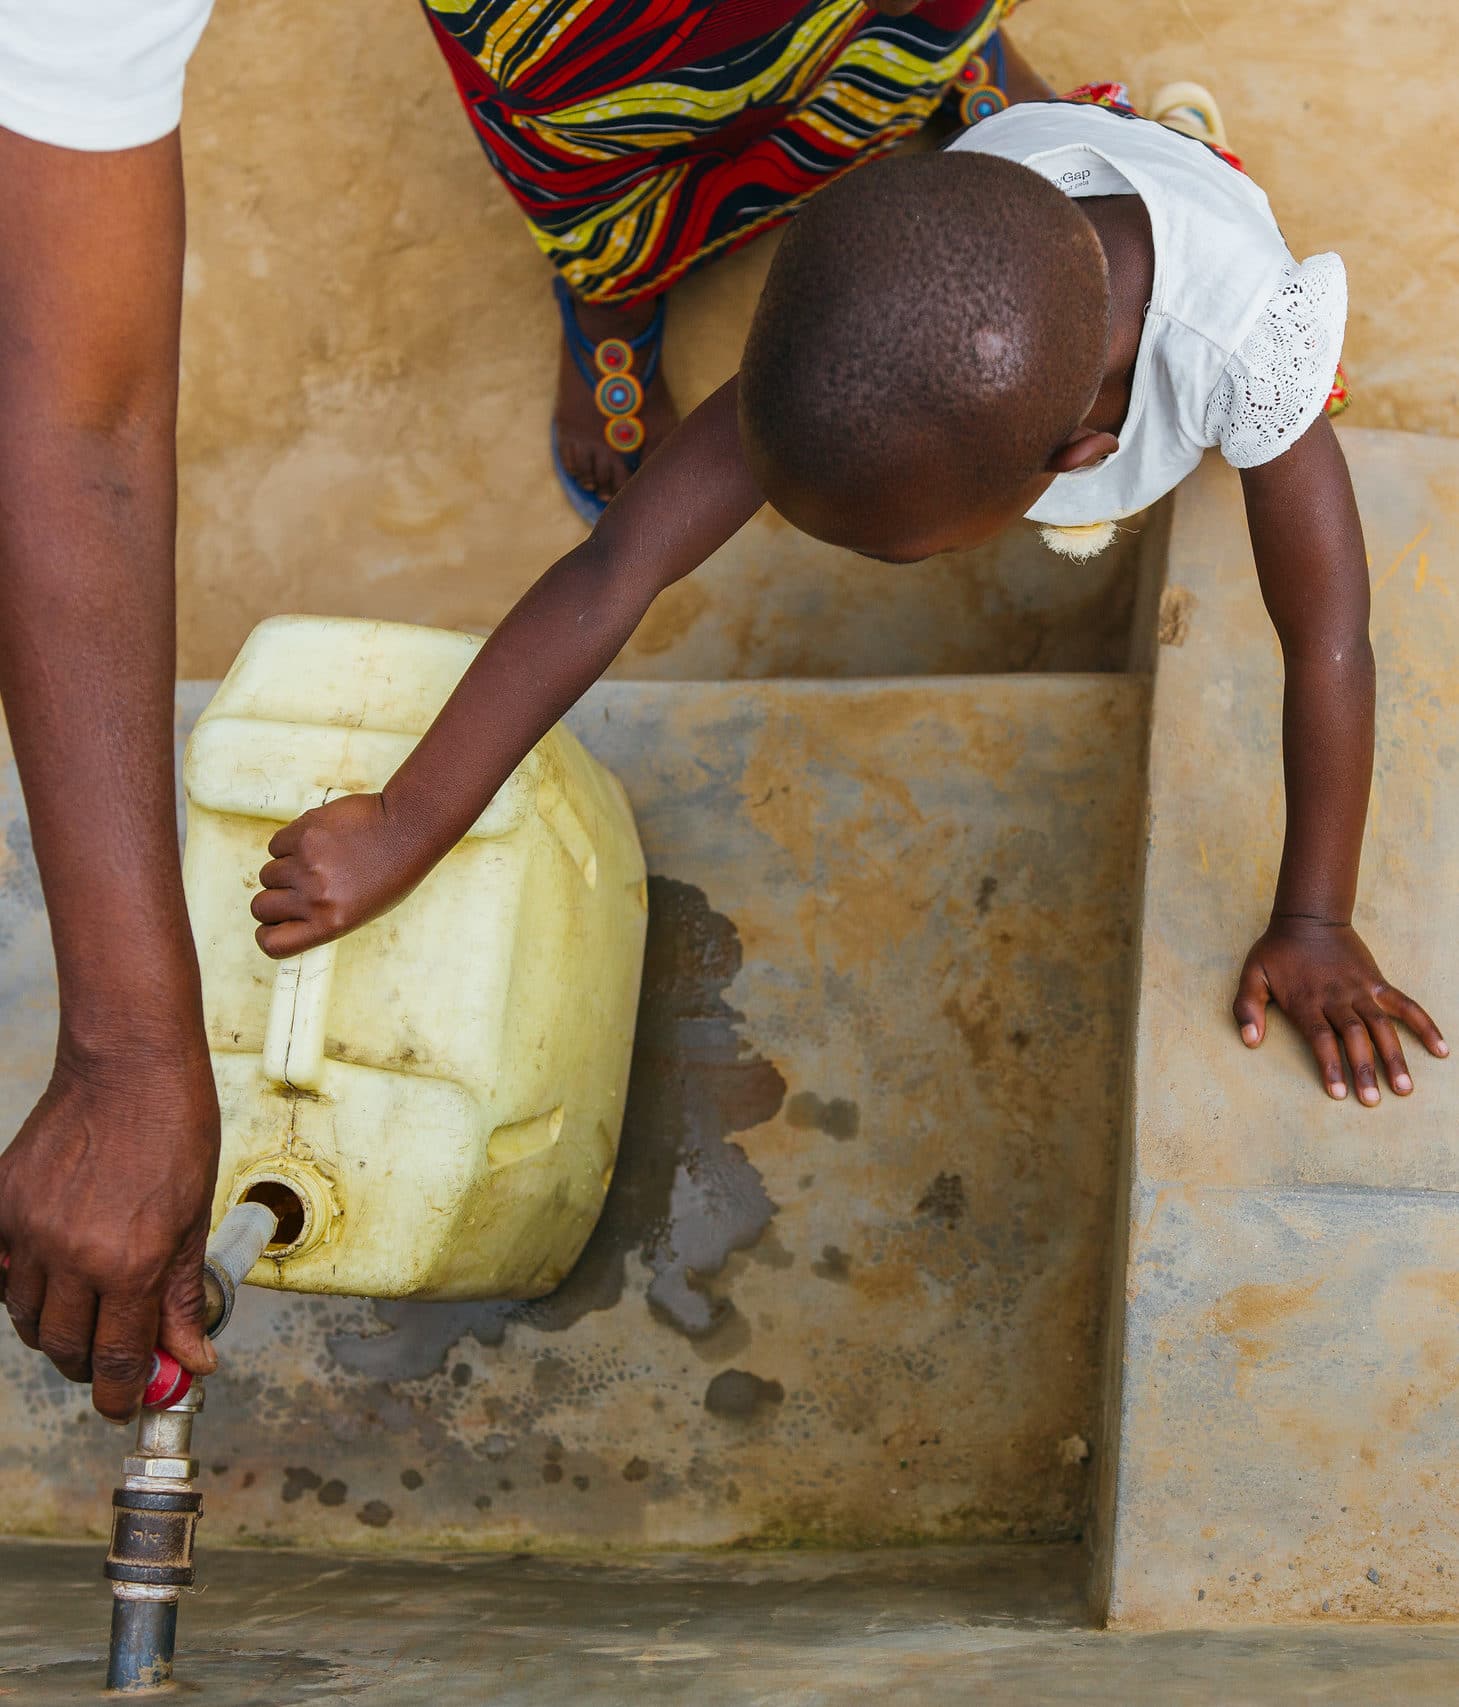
top-left (422, 0), bottom-right (1019, 303)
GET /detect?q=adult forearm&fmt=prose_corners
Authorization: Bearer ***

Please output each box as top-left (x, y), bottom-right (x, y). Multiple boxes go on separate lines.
top-left (0, 416), bottom-right (204, 1053)
top-left (1271, 642), bottom-right (1375, 926)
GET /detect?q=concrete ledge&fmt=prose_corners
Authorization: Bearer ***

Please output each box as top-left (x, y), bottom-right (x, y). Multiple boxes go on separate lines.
top-left (1, 675), bottom-right (1143, 1550)
top-left (1096, 428), bottom-right (1459, 1626)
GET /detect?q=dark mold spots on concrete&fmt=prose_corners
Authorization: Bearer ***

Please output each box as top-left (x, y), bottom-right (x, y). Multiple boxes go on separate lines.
top-left (451, 1362), bottom-right (472, 1387)
top-left (400, 1469), bottom-right (424, 1491)
top-left (916, 1173), bottom-right (967, 1229)
top-left (542, 1463), bottom-right (564, 1485)
top-left (474, 1494), bottom-right (493, 1510)
top-left (786, 1091), bottom-right (860, 1140)
top-left (317, 1478), bottom-right (348, 1507)
top-left (356, 1500), bottom-right (393, 1528)
top-left (976, 875), bottom-right (999, 915)
top-left (1, 818), bottom-right (42, 911)
top-left (328, 877), bottom-right (784, 1378)
top-left (622, 1457), bottom-right (651, 1483)
top-left (281, 1466), bottom-right (322, 1503)
top-left (812, 1245), bottom-right (852, 1283)
top-left (0, 817), bottom-right (42, 953)
top-left (532, 1352), bottom-right (574, 1396)
top-left (704, 1370), bottom-right (786, 1419)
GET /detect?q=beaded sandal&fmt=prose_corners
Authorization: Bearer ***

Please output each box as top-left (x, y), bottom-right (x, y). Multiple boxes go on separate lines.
top-left (550, 275), bottom-right (666, 525)
top-left (946, 30), bottom-right (1009, 128)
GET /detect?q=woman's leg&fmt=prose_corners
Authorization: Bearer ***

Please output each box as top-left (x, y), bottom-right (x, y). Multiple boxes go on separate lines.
top-left (1001, 32), bottom-right (1054, 103)
top-left (554, 291), bottom-right (679, 504)
top-left (420, 0), bottom-right (1012, 510)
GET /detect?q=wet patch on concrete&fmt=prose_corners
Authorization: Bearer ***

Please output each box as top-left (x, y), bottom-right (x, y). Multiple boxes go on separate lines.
top-left (704, 1370), bottom-right (786, 1419)
top-left (328, 878), bottom-right (783, 1378)
top-left (2, 1651), bottom-right (363, 1702)
top-left (785, 1092), bottom-right (860, 1140)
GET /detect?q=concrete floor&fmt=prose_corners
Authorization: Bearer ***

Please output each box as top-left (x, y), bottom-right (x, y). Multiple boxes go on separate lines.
top-left (6, 1541), bottom-right (1459, 1705)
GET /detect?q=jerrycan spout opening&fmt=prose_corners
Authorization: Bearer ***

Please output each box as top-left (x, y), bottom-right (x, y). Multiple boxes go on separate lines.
top-left (229, 1164), bottom-right (337, 1266)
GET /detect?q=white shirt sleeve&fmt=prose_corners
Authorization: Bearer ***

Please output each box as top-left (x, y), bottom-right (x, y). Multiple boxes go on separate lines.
top-left (1204, 252), bottom-right (1348, 469)
top-left (0, 0), bottom-right (215, 151)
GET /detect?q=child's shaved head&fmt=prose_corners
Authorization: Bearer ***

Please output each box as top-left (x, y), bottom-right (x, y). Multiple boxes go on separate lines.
top-left (739, 150), bottom-right (1111, 556)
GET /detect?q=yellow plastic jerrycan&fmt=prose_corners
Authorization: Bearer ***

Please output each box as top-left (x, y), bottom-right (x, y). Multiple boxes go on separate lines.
top-left (183, 616), bottom-right (647, 1301)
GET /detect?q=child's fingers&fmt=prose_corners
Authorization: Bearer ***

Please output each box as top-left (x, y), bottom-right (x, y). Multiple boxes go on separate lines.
top-left (251, 886), bottom-right (308, 926)
top-left (1303, 1016), bottom-right (1348, 1099)
top-left (1332, 1008), bottom-right (1381, 1105)
top-left (1375, 985), bottom-right (1449, 1059)
top-left (255, 918), bottom-right (327, 961)
top-left (1232, 962), bottom-right (1270, 1046)
top-left (267, 819), bottom-right (304, 860)
top-left (258, 856), bottom-right (300, 891)
top-left (1357, 1003), bottom-right (1413, 1094)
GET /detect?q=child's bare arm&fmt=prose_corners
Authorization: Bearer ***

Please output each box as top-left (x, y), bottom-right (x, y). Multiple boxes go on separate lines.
top-left (252, 376), bottom-right (760, 957)
top-left (1233, 413), bottom-right (1446, 1100)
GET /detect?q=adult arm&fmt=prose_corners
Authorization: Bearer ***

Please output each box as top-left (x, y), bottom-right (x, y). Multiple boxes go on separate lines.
top-left (1233, 413), bottom-right (1445, 1100)
top-left (0, 127), bottom-right (220, 1418)
top-left (252, 377), bottom-right (762, 955)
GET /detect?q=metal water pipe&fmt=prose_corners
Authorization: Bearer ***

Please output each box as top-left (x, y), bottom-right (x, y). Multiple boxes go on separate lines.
top-left (102, 1201), bottom-right (277, 1693)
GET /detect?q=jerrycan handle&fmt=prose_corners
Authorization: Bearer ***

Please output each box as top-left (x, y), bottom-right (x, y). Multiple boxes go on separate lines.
top-left (261, 787), bottom-right (346, 1093)
top-left (263, 941), bottom-right (338, 1092)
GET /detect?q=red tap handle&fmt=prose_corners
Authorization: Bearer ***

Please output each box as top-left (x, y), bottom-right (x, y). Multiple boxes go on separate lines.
top-left (142, 1349), bottom-right (192, 1409)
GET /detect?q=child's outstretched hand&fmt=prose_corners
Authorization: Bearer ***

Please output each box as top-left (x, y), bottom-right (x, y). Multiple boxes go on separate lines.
top-left (251, 794), bottom-right (429, 960)
top-left (1234, 918), bottom-right (1447, 1104)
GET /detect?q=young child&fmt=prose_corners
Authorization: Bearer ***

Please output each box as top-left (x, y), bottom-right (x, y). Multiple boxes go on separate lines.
top-left (252, 88), bottom-right (1445, 1105)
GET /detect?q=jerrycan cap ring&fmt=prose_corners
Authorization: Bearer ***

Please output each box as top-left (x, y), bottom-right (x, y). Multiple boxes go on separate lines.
top-left (229, 1162), bottom-right (339, 1263)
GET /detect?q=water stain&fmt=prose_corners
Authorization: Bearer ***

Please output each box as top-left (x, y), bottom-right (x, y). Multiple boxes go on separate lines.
top-left (785, 1092), bottom-right (860, 1140)
top-left (329, 878), bottom-right (784, 1378)
top-left (704, 1370), bottom-right (785, 1419)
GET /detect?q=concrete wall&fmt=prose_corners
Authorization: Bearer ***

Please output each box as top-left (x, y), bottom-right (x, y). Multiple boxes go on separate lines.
top-left (174, 0), bottom-right (1454, 677)
top-left (1095, 429), bottom-right (1459, 1625)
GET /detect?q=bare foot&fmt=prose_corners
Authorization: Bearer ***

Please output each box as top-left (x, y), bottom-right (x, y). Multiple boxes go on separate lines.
top-left (556, 290), bottom-right (680, 505)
